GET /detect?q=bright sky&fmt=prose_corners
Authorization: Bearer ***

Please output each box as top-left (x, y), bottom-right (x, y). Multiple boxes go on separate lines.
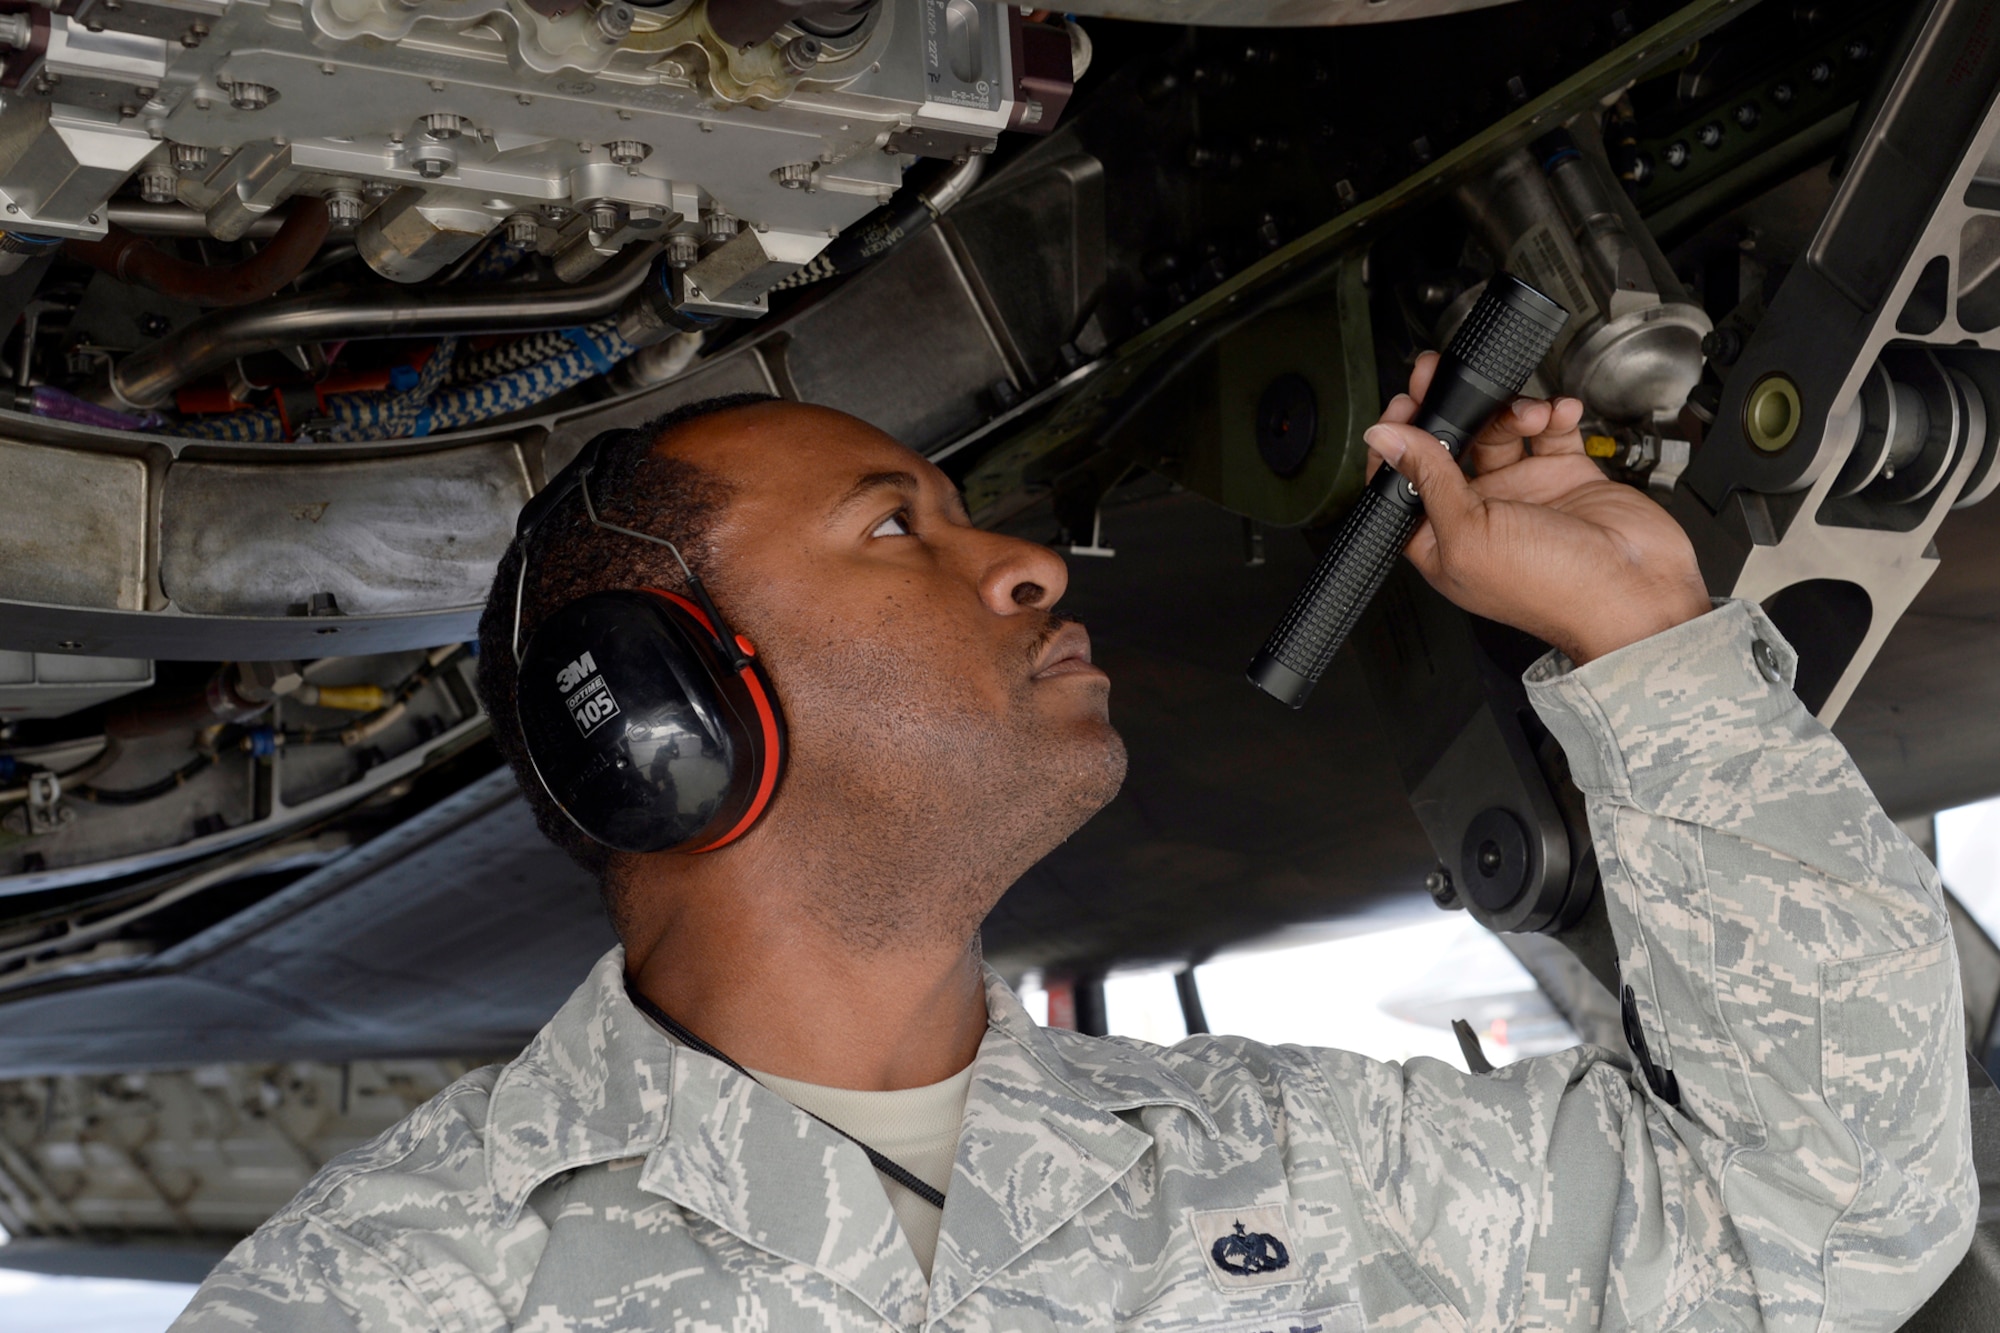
top-left (0, 1270), bottom-right (199, 1333)
top-left (8, 795), bottom-right (2000, 1330)
top-left (1939, 792), bottom-right (2000, 941)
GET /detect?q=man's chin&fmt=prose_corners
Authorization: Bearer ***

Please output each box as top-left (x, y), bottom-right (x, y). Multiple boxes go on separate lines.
top-left (1055, 721), bottom-right (1128, 820)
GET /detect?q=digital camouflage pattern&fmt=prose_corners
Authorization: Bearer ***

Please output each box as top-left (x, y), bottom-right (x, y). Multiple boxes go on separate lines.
top-left (170, 602), bottom-right (1977, 1331)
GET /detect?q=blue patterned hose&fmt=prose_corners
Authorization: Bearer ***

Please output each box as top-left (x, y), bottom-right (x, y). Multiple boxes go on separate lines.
top-left (166, 321), bottom-right (636, 443)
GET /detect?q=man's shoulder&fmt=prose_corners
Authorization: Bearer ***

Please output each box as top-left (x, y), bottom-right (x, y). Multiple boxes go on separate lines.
top-left (1028, 1022), bottom-right (1345, 1117)
top-left (270, 1063), bottom-right (510, 1239)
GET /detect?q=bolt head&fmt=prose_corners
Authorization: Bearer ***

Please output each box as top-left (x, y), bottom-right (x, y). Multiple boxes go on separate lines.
top-left (415, 157), bottom-right (449, 178)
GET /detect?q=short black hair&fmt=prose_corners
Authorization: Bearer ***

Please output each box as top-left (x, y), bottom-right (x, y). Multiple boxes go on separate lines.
top-left (474, 393), bottom-right (776, 909)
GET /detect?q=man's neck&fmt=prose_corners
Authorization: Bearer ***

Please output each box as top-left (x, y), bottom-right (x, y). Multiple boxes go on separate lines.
top-left (620, 858), bottom-right (990, 1090)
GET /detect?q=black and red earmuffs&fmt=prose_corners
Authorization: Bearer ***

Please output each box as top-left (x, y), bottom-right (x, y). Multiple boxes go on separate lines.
top-left (511, 431), bottom-right (787, 854)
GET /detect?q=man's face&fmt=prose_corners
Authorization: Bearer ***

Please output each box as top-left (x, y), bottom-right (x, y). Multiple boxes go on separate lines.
top-left (664, 402), bottom-right (1127, 941)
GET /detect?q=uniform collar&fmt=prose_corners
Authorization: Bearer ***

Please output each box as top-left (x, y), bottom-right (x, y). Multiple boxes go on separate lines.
top-left (486, 947), bottom-right (673, 1226)
top-left (485, 948), bottom-right (1221, 1326)
top-left (977, 966), bottom-right (1218, 1135)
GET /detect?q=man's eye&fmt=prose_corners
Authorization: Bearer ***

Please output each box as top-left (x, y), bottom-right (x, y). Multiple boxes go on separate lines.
top-left (870, 511), bottom-right (913, 538)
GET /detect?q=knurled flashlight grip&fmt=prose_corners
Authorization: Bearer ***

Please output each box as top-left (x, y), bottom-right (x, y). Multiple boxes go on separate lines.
top-left (1246, 273), bottom-right (1568, 708)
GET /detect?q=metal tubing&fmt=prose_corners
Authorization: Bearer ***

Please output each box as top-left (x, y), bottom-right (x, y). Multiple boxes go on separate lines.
top-left (107, 244), bottom-right (659, 409)
top-left (104, 201), bottom-right (289, 239)
top-left (68, 199), bottom-right (333, 308)
top-left (919, 153), bottom-right (987, 218)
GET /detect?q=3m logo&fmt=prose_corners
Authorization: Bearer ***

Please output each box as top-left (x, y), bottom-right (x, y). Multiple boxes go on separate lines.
top-left (556, 652), bottom-right (597, 695)
top-left (567, 675), bottom-right (620, 737)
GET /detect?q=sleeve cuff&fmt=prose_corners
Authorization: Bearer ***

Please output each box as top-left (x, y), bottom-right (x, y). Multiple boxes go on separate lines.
top-left (1521, 600), bottom-right (1803, 800)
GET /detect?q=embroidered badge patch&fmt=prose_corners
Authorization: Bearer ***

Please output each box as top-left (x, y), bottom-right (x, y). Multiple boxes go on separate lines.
top-left (1190, 1204), bottom-right (1300, 1291)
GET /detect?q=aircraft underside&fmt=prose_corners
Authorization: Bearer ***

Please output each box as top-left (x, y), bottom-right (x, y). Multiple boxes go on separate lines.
top-left (0, 0), bottom-right (1997, 1315)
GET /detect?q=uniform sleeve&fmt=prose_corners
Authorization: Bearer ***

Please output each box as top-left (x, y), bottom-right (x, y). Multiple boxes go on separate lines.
top-left (1310, 600), bottom-right (1977, 1333)
top-left (170, 1215), bottom-right (448, 1333)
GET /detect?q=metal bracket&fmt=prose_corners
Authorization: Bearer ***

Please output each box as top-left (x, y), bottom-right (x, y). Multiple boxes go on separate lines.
top-left (1674, 0), bottom-right (2000, 721)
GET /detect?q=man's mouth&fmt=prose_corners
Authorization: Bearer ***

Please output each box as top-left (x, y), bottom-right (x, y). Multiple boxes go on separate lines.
top-left (1031, 621), bottom-right (1105, 680)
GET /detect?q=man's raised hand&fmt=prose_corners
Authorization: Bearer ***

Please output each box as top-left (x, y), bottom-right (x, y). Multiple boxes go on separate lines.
top-left (1362, 351), bottom-right (1711, 665)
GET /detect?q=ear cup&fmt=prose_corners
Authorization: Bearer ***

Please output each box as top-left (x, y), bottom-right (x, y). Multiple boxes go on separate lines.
top-left (516, 589), bottom-right (786, 854)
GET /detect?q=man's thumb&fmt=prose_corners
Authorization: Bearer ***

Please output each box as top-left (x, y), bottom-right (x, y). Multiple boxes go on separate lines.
top-left (1363, 423), bottom-right (1472, 519)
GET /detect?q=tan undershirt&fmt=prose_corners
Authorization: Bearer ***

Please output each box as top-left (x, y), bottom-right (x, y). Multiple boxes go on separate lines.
top-left (749, 1063), bottom-right (972, 1279)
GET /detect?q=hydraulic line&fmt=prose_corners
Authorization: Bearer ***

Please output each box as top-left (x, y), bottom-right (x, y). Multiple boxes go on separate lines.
top-left (103, 201), bottom-right (291, 239)
top-left (447, 329), bottom-right (575, 385)
top-left (72, 752), bottom-right (217, 806)
top-left (67, 199), bottom-right (333, 308)
top-left (105, 243), bottom-right (658, 410)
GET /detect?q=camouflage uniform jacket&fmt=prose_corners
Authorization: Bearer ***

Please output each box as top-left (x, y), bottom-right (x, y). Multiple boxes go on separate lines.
top-left (172, 602), bottom-right (1977, 1332)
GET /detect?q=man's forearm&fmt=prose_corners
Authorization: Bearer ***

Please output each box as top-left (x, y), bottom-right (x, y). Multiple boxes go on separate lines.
top-left (1526, 600), bottom-right (1977, 1332)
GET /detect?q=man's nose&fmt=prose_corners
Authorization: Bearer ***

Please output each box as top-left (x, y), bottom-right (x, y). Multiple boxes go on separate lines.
top-left (971, 530), bottom-right (1070, 615)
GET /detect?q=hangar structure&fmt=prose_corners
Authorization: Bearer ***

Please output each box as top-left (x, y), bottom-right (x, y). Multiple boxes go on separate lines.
top-left (0, 0), bottom-right (1997, 1320)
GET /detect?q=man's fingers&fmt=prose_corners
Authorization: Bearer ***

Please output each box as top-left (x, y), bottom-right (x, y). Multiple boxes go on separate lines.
top-left (1406, 351), bottom-right (1440, 404)
top-left (1528, 397), bottom-right (1589, 457)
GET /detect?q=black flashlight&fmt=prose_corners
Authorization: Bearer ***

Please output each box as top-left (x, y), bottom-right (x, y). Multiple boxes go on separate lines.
top-left (1247, 273), bottom-right (1568, 708)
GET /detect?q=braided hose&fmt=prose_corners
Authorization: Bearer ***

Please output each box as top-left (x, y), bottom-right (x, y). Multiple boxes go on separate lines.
top-left (446, 329), bottom-right (570, 385)
top-left (164, 322), bottom-right (634, 443)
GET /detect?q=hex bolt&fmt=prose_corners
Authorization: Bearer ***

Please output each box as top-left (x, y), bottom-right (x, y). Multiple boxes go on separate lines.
top-left (1424, 866), bottom-right (1459, 911)
top-left (137, 168), bottom-right (177, 205)
top-left (322, 188), bottom-right (364, 227)
top-left (227, 81), bottom-right (275, 111)
top-left (606, 140), bottom-right (651, 166)
top-left (665, 233), bottom-right (699, 269)
top-left (424, 112), bottom-right (465, 141)
top-left (410, 143), bottom-right (455, 179)
top-left (505, 211), bottom-right (539, 246)
top-left (594, 1), bottom-right (633, 44)
top-left (773, 162), bottom-right (813, 190)
top-left (170, 142), bottom-right (208, 175)
top-left (782, 34), bottom-right (822, 75)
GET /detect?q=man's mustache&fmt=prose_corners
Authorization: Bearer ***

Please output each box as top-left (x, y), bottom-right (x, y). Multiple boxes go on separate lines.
top-left (1027, 612), bottom-right (1083, 667)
